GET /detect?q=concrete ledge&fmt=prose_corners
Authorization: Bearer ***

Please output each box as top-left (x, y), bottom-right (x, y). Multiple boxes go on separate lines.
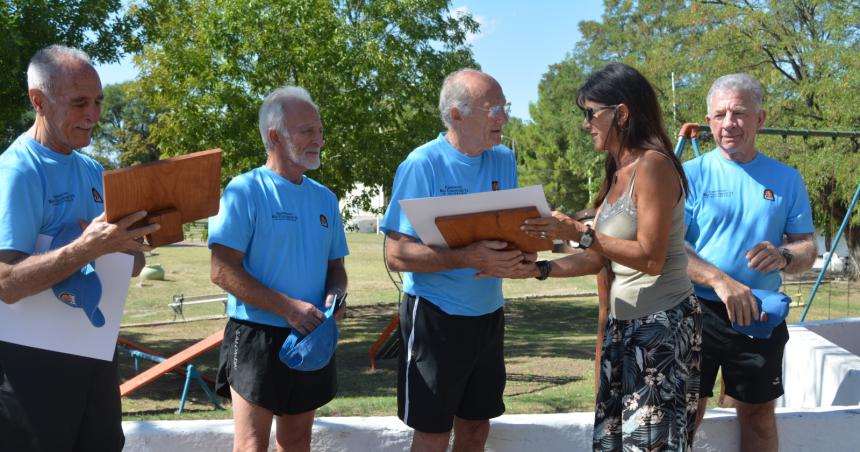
top-left (781, 321), bottom-right (860, 407)
top-left (123, 407), bottom-right (860, 451)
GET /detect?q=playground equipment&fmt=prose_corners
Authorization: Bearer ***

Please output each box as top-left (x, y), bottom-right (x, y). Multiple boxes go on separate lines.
top-left (119, 330), bottom-right (224, 414)
top-left (675, 123), bottom-right (860, 321)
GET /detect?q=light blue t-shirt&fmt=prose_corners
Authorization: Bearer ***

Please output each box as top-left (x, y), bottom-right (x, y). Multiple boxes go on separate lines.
top-left (0, 134), bottom-right (104, 254)
top-left (208, 167), bottom-right (349, 327)
top-left (380, 133), bottom-right (518, 316)
top-left (684, 149), bottom-right (814, 300)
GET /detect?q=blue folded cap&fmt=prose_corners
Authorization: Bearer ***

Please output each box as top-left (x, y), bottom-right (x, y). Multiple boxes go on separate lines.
top-left (50, 223), bottom-right (105, 328)
top-left (279, 299), bottom-right (339, 371)
top-left (731, 289), bottom-right (791, 339)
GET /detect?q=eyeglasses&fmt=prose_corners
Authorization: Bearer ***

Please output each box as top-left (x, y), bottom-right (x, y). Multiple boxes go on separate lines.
top-left (475, 102), bottom-right (512, 118)
top-left (579, 105), bottom-right (618, 122)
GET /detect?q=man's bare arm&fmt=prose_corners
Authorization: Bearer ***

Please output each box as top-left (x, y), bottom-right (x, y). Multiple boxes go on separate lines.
top-left (0, 211), bottom-right (157, 304)
top-left (384, 231), bottom-right (528, 278)
top-left (210, 244), bottom-right (324, 335)
top-left (745, 233), bottom-right (816, 274)
top-left (685, 242), bottom-right (759, 326)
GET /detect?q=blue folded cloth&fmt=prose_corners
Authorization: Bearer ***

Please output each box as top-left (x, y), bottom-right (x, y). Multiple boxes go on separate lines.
top-left (50, 223), bottom-right (105, 328)
top-left (279, 298), bottom-right (339, 371)
top-left (731, 289), bottom-right (791, 339)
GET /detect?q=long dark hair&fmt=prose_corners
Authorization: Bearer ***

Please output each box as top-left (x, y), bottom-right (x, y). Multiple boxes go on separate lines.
top-left (576, 63), bottom-right (688, 208)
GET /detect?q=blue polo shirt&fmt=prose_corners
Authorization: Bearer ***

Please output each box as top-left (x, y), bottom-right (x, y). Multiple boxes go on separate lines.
top-left (208, 167), bottom-right (349, 327)
top-left (684, 149), bottom-right (814, 300)
top-left (0, 134), bottom-right (104, 254)
top-left (380, 133), bottom-right (518, 316)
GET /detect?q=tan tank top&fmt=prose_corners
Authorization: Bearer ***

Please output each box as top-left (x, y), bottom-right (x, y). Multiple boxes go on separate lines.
top-left (595, 153), bottom-right (693, 320)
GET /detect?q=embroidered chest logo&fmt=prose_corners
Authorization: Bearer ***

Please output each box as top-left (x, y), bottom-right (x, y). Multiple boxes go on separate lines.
top-left (320, 214), bottom-right (328, 228)
top-left (763, 188), bottom-right (775, 202)
top-left (492, 181), bottom-right (499, 191)
top-left (92, 188), bottom-right (103, 203)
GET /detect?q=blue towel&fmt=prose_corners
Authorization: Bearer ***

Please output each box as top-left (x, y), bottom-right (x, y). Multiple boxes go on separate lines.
top-left (731, 289), bottom-right (791, 339)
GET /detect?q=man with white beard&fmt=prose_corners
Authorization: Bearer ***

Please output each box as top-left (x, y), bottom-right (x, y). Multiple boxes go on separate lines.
top-left (208, 86), bottom-right (349, 452)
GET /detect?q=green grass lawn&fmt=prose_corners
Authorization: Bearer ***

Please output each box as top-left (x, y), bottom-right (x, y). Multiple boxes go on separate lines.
top-left (119, 233), bottom-right (859, 420)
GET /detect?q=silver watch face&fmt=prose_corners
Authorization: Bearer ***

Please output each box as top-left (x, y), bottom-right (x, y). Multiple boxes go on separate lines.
top-left (580, 232), bottom-right (593, 248)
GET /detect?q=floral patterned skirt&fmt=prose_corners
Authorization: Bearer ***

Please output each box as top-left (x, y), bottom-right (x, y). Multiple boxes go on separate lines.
top-left (593, 295), bottom-right (702, 452)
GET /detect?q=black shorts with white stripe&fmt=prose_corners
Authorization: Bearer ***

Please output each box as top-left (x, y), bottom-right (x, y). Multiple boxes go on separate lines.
top-left (397, 294), bottom-right (506, 433)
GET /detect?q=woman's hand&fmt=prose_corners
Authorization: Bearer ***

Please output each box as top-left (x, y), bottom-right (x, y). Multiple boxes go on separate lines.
top-left (521, 211), bottom-right (586, 242)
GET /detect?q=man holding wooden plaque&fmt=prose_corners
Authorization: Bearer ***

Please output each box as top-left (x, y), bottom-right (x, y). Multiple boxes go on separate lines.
top-left (208, 86), bottom-right (348, 452)
top-left (381, 69), bottom-right (535, 452)
top-left (0, 46), bottom-right (157, 452)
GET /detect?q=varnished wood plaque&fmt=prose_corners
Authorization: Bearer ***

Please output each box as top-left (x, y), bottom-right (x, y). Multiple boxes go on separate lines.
top-left (435, 206), bottom-right (552, 253)
top-left (103, 149), bottom-right (222, 246)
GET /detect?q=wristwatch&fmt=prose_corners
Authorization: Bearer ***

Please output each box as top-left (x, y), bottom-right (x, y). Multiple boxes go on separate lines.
top-left (535, 260), bottom-right (552, 281)
top-left (780, 248), bottom-right (793, 270)
top-left (577, 224), bottom-right (595, 249)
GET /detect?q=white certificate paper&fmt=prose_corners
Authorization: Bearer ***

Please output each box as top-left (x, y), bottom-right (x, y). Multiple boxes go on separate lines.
top-left (399, 185), bottom-right (553, 247)
top-left (0, 234), bottom-right (133, 361)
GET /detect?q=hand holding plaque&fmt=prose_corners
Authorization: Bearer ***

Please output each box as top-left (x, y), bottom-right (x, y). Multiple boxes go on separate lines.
top-left (102, 149), bottom-right (222, 247)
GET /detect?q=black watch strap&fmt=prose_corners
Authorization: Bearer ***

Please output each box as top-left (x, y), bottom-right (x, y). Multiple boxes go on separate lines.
top-left (535, 260), bottom-right (551, 280)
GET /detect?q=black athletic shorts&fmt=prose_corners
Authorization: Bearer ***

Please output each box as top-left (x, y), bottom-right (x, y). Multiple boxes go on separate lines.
top-left (0, 340), bottom-right (124, 452)
top-left (699, 298), bottom-right (790, 404)
top-left (216, 318), bottom-right (337, 415)
top-left (398, 294), bottom-right (506, 433)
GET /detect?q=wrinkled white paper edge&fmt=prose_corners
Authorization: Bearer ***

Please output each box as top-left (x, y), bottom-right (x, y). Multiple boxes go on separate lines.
top-left (400, 185), bottom-right (553, 247)
top-left (0, 234), bottom-right (133, 361)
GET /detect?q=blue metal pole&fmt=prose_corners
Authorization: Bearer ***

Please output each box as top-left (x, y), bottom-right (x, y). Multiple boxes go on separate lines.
top-left (193, 368), bottom-right (223, 410)
top-left (674, 136), bottom-right (688, 158)
top-left (691, 138), bottom-right (701, 158)
top-left (800, 183), bottom-right (860, 322)
top-left (177, 364), bottom-right (194, 414)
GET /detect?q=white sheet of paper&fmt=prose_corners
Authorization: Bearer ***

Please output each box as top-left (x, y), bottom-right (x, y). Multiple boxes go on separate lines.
top-left (0, 234), bottom-right (133, 361)
top-left (400, 185), bottom-right (553, 247)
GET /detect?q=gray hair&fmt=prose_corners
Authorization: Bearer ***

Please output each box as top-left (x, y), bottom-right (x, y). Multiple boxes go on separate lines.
top-left (258, 86), bottom-right (318, 150)
top-left (27, 45), bottom-right (93, 97)
top-left (706, 73), bottom-right (764, 112)
top-left (438, 68), bottom-right (482, 128)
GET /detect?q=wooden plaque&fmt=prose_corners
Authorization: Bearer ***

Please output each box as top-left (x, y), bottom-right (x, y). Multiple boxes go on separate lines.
top-left (103, 149), bottom-right (222, 246)
top-left (435, 206), bottom-right (552, 253)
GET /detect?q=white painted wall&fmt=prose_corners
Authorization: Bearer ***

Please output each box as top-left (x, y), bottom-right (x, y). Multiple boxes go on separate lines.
top-left (123, 408), bottom-right (860, 452)
top-left (780, 320), bottom-right (860, 408)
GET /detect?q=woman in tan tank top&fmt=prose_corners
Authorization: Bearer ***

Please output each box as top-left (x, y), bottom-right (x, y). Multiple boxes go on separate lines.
top-left (516, 63), bottom-right (702, 451)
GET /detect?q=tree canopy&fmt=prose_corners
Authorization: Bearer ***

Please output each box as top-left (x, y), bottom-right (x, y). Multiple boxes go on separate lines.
top-left (90, 82), bottom-right (162, 169)
top-left (508, 0), bottom-right (860, 266)
top-left (129, 0), bottom-right (478, 201)
top-left (0, 0), bottom-right (131, 147)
